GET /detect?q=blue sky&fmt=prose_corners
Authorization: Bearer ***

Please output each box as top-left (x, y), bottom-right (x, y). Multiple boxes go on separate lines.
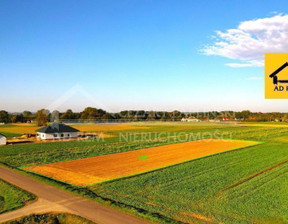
top-left (1, 0), bottom-right (288, 112)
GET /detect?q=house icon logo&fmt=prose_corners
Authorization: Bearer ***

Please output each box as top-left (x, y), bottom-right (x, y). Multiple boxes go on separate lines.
top-left (269, 62), bottom-right (288, 85)
top-left (265, 54), bottom-right (288, 99)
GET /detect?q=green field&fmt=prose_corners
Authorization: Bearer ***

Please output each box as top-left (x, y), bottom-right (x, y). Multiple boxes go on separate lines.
top-left (0, 179), bottom-right (35, 214)
top-left (3, 213), bottom-right (95, 224)
top-left (0, 122), bottom-right (288, 223)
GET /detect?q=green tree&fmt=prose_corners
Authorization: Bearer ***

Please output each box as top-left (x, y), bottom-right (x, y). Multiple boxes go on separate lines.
top-left (10, 114), bottom-right (24, 123)
top-left (35, 109), bottom-right (49, 126)
top-left (23, 111), bottom-right (32, 117)
top-left (241, 110), bottom-right (251, 121)
top-left (0, 110), bottom-right (9, 123)
top-left (80, 107), bottom-right (105, 120)
top-left (160, 112), bottom-right (170, 121)
top-left (60, 109), bottom-right (75, 120)
top-left (147, 111), bottom-right (156, 120)
top-left (23, 111), bottom-right (33, 122)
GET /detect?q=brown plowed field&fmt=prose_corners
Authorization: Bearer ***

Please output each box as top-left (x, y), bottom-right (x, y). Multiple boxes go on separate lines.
top-left (25, 139), bottom-right (258, 186)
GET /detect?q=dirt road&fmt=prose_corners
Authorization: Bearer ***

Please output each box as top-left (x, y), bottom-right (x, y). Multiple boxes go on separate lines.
top-left (0, 166), bottom-right (150, 224)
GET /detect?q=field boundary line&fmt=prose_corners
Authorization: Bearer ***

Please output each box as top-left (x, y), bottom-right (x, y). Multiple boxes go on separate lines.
top-left (219, 158), bottom-right (288, 194)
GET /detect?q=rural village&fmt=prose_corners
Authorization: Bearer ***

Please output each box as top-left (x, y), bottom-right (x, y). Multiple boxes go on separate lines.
top-left (1, 1), bottom-right (288, 224)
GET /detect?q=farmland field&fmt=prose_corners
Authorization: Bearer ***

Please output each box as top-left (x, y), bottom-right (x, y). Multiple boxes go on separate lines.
top-left (0, 122), bottom-right (288, 223)
top-left (0, 179), bottom-right (35, 214)
top-left (24, 139), bottom-right (259, 186)
top-left (0, 122), bottom-right (151, 139)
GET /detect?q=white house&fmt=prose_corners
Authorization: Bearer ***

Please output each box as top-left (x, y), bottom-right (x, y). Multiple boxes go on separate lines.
top-left (0, 134), bottom-right (7, 145)
top-left (36, 123), bottom-right (79, 140)
top-left (181, 117), bottom-right (201, 122)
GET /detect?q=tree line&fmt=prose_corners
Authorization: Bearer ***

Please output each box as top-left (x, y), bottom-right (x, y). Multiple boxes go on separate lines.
top-left (0, 108), bottom-right (287, 126)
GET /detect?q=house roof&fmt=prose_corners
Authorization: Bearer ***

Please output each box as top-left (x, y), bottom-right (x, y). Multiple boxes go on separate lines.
top-left (36, 123), bottom-right (79, 133)
top-left (269, 62), bottom-right (288, 78)
top-left (0, 133), bottom-right (6, 138)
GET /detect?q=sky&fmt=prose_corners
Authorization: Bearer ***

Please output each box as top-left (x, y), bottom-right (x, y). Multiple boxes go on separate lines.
top-left (1, 0), bottom-right (288, 113)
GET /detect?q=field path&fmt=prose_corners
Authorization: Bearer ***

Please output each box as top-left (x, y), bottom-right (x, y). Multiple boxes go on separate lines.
top-left (0, 166), bottom-right (150, 224)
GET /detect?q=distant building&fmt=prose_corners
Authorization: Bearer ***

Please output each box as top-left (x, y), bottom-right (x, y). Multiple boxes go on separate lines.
top-left (36, 123), bottom-right (80, 140)
top-left (222, 117), bottom-right (230, 121)
top-left (0, 133), bottom-right (6, 145)
top-left (209, 119), bottom-right (221, 122)
top-left (181, 117), bottom-right (201, 122)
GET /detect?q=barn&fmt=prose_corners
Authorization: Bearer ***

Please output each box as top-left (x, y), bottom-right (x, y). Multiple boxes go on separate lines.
top-left (36, 123), bottom-right (79, 140)
top-left (0, 133), bottom-right (7, 146)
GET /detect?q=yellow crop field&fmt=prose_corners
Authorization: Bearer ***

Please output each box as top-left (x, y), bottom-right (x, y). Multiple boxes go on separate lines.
top-left (0, 123), bottom-right (149, 138)
top-left (72, 123), bottom-right (149, 132)
top-left (25, 139), bottom-right (258, 186)
top-left (0, 125), bottom-right (38, 135)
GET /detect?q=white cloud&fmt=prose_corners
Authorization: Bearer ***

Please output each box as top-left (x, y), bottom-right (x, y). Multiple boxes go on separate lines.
top-left (203, 14), bottom-right (288, 67)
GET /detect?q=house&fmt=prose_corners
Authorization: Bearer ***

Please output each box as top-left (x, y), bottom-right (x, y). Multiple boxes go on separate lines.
top-left (222, 117), bottom-right (230, 121)
top-left (36, 123), bottom-right (80, 140)
top-left (269, 62), bottom-right (288, 85)
top-left (0, 133), bottom-right (7, 145)
top-left (181, 117), bottom-right (201, 122)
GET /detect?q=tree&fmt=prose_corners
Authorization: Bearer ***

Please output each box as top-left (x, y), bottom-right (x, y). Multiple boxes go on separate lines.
top-left (80, 107), bottom-right (108, 120)
top-left (0, 110), bottom-right (9, 123)
top-left (283, 113), bottom-right (288, 122)
top-left (102, 113), bottom-right (114, 120)
top-left (35, 109), bottom-right (49, 126)
top-left (50, 110), bottom-right (60, 123)
top-left (10, 114), bottom-right (23, 123)
top-left (147, 111), bottom-right (156, 120)
top-left (160, 112), bottom-right (170, 121)
top-left (60, 109), bottom-right (75, 120)
top-left (23, 111), bottom-right (32, 118)
top-left (172, 110), bottom-right (181, 120)
top-left (23, 111), bottom-right (33, 122)
top-left (112, 113), bottom-right (121, 120)
top-left (80, 107), bottom-right (97, 120)
top-left (119, 110), bottom-right (129, 120)
top-left (241, 110), bottom-right (251, 121)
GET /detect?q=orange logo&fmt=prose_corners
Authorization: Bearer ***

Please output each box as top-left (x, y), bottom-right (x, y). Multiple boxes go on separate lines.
top-left (265, 53), bottom-right (288, 99)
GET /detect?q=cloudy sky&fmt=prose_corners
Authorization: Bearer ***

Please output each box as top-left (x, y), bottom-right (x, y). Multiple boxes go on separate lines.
top-left (1, 0), bottom-right (288, 112)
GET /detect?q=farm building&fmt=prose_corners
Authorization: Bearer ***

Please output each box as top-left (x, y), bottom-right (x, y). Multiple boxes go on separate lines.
top-left (0, 133), bottom-right (7, 145)
top-left (181, 117), bottom-right (201, 122)
top-left (36, 123), bottom-right (79, 140)
top-left (209, 119), bottom-right (221, 122)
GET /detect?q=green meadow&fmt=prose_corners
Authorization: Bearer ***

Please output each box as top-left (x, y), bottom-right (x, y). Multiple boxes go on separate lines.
top-left (0, 122), bottom-right (288, 223)
top-left (0, 179), bottom-right (35, 214)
